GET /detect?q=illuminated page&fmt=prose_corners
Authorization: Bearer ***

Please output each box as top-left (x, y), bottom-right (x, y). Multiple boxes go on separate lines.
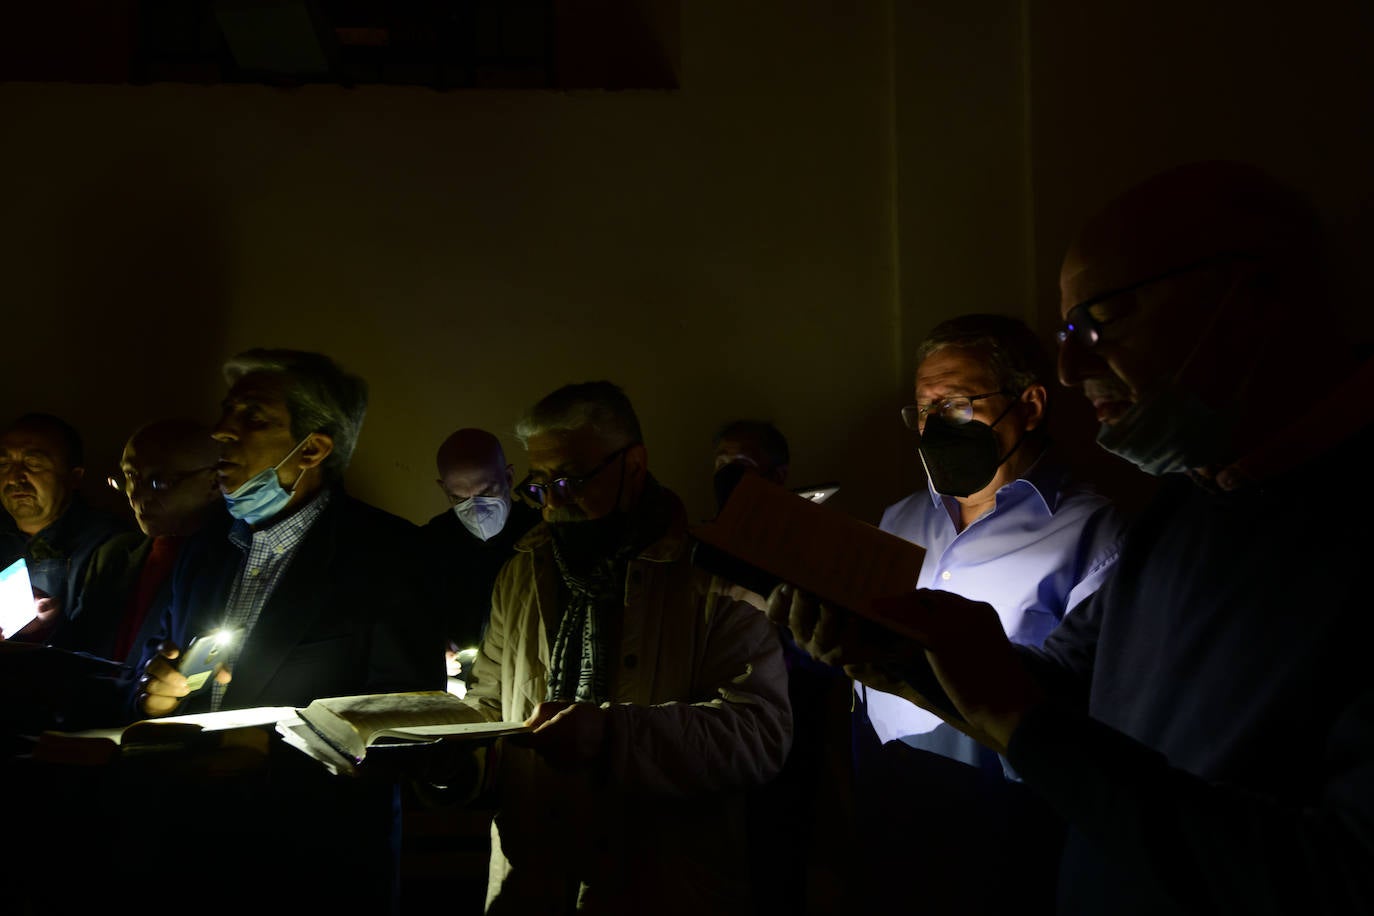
top-left (0, 558), bottom-right (37, 637)
top-left (690, 473), bottom-right (926, 633)
top-left (297, 690), bottom-right (531, 765)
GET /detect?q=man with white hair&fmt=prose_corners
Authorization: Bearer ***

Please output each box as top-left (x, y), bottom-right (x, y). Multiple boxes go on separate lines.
top-left (441, 380), bottom-right (792, 916)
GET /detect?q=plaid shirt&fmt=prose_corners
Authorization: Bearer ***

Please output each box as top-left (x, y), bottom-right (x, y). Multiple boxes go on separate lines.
top-left (211, 488), bottom-right (331, 711)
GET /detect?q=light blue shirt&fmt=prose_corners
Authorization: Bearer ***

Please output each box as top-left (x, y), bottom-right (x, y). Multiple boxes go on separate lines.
top-left (860, 449), bottom-right (1124, 758)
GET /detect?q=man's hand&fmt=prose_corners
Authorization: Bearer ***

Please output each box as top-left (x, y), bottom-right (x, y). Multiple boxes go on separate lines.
top-left (767, 583), bottom-right (1044, 753)
top-left (518, 701), bottom-right (608, 770)
top-left (137, 641), bottom-right (233, 717)
top-left (765, 582), bottom-right (918, 669)
top-left (868, 589), bottom-right (1044, 753)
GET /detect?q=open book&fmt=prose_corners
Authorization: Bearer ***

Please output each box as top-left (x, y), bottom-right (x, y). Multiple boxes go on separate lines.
top-left (35, 691), bottom-right (530, 775)
top-left (278, 691), bottom-right (531, 776)
top-left (33, 706), bottom-right (296, 766)
top-left (690, 473), bottom-right (978, 734)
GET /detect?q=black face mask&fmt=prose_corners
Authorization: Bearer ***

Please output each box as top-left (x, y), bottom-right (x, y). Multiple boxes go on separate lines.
top-left (918, 405), bottom-right (1022, 498)
top-left (713, 462), bottom-right (752, 514)
top-left (550, 511), bottom-right (630, 572)
top-left (549, 454), bottom-right (631, 572)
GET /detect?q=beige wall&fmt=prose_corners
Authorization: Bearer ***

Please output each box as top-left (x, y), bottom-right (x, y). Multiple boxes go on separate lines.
top-left (1, 3), bottom-right (901, 528)
top-left (3, 0), bottom-right (1371, 529)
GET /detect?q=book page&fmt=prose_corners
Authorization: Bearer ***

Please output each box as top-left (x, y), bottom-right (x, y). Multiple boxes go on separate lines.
top-left (691, 473), bottom-right (926, 628)
top-left (297, 691), bottom-right (530, 767)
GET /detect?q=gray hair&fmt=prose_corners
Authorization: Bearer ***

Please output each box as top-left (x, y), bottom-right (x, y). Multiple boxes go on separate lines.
top-left (514, 381), bottom-right (643, 450)
top-left (915, 313), bottom-right (1056, 421)
top-left (222, 348), bottom-right (368, 482)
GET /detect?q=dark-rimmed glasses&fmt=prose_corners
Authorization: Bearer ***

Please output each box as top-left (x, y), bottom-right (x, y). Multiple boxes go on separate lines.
top-left (901, 392), bottom-right (1005, 430)
top-left (1056, 252), bottom-right (1260, 349)
top-left (515, 446), bottom-right (631, 507)
top-left (107, 466), bottom-right (216, 494)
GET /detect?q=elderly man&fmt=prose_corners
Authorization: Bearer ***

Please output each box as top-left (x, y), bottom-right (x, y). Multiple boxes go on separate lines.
top-left (55, 418), bottom-right (221, 665)
top-left (0, 412), bottom-right (130, 640)
top-left (29, 417), bottom-right (223, 728)
top-left (134, 348), bottom-right (444, 914)
top-left (776, 161), bottom-right (1374, 914)
top-left (444, 380), bottom-right (791, 916)
top-left (422, 427), bottom-right (540, 674)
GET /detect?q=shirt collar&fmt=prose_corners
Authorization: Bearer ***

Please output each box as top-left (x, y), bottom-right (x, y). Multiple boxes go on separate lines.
top-left (228, 486), bottom-right (331, 553)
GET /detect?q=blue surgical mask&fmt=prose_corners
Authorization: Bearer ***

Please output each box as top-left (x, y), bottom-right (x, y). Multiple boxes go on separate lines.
top-left (1095, 387), bottom-right (1231, 476)
top-left (453, 494), bottom-right (510, 541)
top-left (223, 437), bottom-right (310, 525)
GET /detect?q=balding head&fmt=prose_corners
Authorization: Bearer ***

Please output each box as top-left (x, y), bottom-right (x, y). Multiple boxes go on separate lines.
top-left (1062, 161), bottom-right (1323, 305)
top-left (435, 428), bottom-right (514, 505)
top-left (1057, 161), bottom-right (1349, 475)
top-left (118, 417), bottom-right (221, 537)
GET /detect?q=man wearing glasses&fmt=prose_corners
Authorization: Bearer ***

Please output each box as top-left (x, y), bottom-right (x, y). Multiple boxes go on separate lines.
top-left (776, 161), bottom-right (1374, 914)
top-left (0, 412), bottom-right (130, 642)
top-left (849, 312), bottom-right (1127, 914)
top-left (21, 417), bottom-right (223, 727)
top-left (450, 380), bottom-right (791, 916)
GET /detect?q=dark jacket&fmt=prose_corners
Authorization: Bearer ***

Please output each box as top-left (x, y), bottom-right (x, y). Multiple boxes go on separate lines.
top-left (420, 498), bottom-right (540, 650)
top-left (0, 493), bottom-right (131, 634)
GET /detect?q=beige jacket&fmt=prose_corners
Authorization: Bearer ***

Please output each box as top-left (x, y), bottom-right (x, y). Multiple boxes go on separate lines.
top-left (464, 489), bottom-right (793, 915)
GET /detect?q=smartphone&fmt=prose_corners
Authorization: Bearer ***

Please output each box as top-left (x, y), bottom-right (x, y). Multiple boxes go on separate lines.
top-left (792, 483), bottom-right (840, 505)
top-left (178, 628), bottom-right (242, 695)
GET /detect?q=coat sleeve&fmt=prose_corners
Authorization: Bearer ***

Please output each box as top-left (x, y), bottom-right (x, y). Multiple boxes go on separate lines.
top-left (600, 584), bottom-right (793, 797)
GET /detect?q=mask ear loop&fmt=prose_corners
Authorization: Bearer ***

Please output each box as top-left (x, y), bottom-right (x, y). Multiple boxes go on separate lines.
top-left (273, 435), bottom-right (314, 493)
top-left (988, 392), bottom-right (1028, 470)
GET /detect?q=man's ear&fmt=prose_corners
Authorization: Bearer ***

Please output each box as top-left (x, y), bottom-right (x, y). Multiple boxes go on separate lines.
top-left (625, 443), bottom-right (649, 481)
top-left (1021, 384), bottom-right (1049, 432)
top-left (68, 466), bottom-right (86, 487)
top-left (769, 464), bottom-right (790, 486)
top-left (298, 433), bottom-right (335, 470)
top-left (504, 463), bottom-right (515, 488)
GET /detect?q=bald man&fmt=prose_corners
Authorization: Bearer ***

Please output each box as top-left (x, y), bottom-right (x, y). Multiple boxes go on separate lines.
top-left (774, 161), bottom-right (1374, 914)
top-left (422, 427), bottom-right (540, 661)
top-left (55, 418), bottom-right (223, 673)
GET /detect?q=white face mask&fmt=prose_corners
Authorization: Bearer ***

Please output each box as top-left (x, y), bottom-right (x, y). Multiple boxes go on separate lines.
top-left (453, 494), bottom-right (510, 541)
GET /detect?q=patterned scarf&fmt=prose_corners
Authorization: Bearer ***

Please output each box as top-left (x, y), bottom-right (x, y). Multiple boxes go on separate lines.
top-left (546, 539), bottom-right (621, 704)
top-left (544, 475), bottom-right (673, 705)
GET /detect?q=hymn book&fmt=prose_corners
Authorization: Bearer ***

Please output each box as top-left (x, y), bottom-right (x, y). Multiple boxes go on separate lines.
top-left (34, 692), bottom-right (529, 774)
top-left (277, 690), bottom-right (531, 776)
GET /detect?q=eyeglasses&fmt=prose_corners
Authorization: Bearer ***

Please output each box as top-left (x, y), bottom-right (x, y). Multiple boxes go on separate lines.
top-left (1056, 252), bottom-right (1260, 349)
top-left (901, 392), bottom-right (1006, 430)
top-left (107, 466), bottom-right (216, 494)
top-left (515, 446), bottom-right (631, 507)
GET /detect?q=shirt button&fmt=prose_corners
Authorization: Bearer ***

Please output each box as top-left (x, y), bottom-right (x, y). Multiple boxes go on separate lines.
top-left (623, 654), bottom-right (638, 669)
top-left (249, 568), bottom-right (261, 577)
top-left (940, 570), bottom-right (952, 581)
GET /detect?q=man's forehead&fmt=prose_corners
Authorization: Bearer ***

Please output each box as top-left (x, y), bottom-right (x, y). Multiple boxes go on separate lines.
top-left (916, 346), bottom-right (996, 392)
top-left (1060, 160), bottom-right (1306, 308)
top-left (714, 435), bottom-right (764, 462)
top-left (225, 372), bottom-right (290, 406)
top-left (525, 427), bottom-right (604, 471)
top-left (441, 464), bottom-right (505, 492)
top-left (0, 429), bottom-right (62, 457)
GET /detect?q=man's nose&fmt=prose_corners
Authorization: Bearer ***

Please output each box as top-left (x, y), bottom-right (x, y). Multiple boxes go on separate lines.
top-left (1057, 334), bottom-right (1104, 387)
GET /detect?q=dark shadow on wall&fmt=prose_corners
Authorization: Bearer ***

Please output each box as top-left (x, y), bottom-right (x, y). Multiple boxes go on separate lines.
top-left (3, 152), bottom-right (234, 521)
